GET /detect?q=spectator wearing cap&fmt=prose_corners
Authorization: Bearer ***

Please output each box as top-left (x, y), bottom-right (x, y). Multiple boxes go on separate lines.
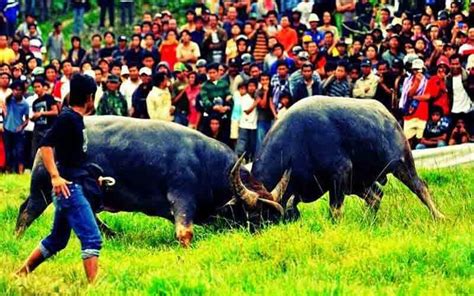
top-left (67, 36), bottom-right (86, 68)
top-left (99, 0), bottom-right (115, 29)
top-left (304, 14), bottom-right (324, 46)
top-left (275, 16), bottom-right (298, 54)
top-left (112, 35), bottom-right (129, 64)
top-left (0, 34), bottom-right (15, 65)
top-left (3, 80), bottom-right (29, 173)
top-left (82, 34), bottom-right (103, 67)
top-left (437, 10), bottom-right (451, 43)
top-left (399, 58), bottom-right (429, 147)
top-left (239, 53), bottom-right (254, 82)
top-left (447, 54), bottom-right (474, 132)
top-left (203, 14), bottom-right (228, 64)
top-left (199, 63), bottom-right (232, 142)
top-left (96, 74), bottom-right (128, 116)
top-left (177, 30), bottom-right (201, 68)
top-left (322, 62), bottom-right (351, 97)
top-left (124, 34), bottom-right (144, 67)
top-left (46, 22), bottom-right (65, 62)
top-left (171, 62), bottom-right (190, 126)
top-left (353, 58), bottom-right (379, 100)
top-left (382, 34), bottom-right (405, 68)
top-left (100, 32), bottom-right (118, 61)
top-left (120, 63), bottom-right (141, 115)
top-left (292, 62), bottom-right (322, 103)
top-left (120, 0), bottom-right (134, 27)
top-left (131, 67), bottom-right (153, 118)
top-left (30, 78), bottom-right (59, 160)
top-left (251, 20), bottom-right (270, 64)
top-left (146, 72), bottom-right (172, 121)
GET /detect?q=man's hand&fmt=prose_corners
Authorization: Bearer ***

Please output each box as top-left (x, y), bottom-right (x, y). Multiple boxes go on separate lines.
top-left (52, 175), bottom-right (72, 198)
top-left (31, 112), bottom-right (42, 120)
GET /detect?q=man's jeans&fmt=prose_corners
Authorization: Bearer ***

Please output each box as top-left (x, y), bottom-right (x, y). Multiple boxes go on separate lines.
top-left (120, 2), bottom-right (133, 26)
top-left (256, 120), bottom-right (272, 153)
top-left (40, 184), bottom-right (102, 260)
top-left (73, 7), bottom-right (85, 36)
top-left (173, 112), bottom-right (189, 126)
top-left (235, 128), bottom-right (257, 160)
top-left (3, 129), bottom-right (25, 172)
top-left (415, 141), bottom-right (447, 150)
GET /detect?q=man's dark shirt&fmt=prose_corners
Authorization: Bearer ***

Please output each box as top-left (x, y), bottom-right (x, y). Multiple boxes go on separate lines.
top-left (100, 45), bottom-right (118, 59)
top-left (32, 93), bottom-right (57, 131)
top-left (39, 107), bottom-right (87, 180)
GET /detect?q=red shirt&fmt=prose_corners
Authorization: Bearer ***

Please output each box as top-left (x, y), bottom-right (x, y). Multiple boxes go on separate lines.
top-left (425, 75), bottom-right (450, 116)
top-left (276, 27), bottom-right (298, 53)
top-left (160, 43), bottom-right (178, 70)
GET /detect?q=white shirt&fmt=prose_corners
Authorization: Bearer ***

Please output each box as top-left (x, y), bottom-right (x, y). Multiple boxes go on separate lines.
top-left (452, 75), bottom-right (473, 113)
top-left (120, 78), bottom-right (141, 111)
top-left (239, 94), bottom-right (257, 130)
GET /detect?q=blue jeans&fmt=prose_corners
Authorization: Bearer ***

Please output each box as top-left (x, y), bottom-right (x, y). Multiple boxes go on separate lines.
top-left (40, 184), bottom-right (102, 260)
top-left (120, 2), bottom-right (133, 26)
top-left (3, 129), bottom-right (24, 172)
top-left (235, 128), bottom-right (257, 160)
top-left (256, 120), bottom-right (272, 153)
top-left (173, 112), bottom-right (189, 126)
top-left (73, 7), bottom-right (85, 36)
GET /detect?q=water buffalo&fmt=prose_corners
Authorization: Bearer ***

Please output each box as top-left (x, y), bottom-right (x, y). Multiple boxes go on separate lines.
top-left (16, 116), bottom-right (289, 246)
top-left (252, 96), bottom-right (445, 220)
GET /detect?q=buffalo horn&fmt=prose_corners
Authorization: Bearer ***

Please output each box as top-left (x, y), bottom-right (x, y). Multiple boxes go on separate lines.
top-left (229, 154), bottom-right (258, 207)
top-left (270, 169), bottom-right (292, 202)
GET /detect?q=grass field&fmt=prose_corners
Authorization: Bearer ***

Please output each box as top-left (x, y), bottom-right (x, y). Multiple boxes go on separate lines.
top-left (0, 167), bottom-right (473, 295)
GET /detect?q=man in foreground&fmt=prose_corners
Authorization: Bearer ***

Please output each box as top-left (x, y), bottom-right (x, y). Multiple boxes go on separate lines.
top-left (16, 74), bottom-right (101, 284)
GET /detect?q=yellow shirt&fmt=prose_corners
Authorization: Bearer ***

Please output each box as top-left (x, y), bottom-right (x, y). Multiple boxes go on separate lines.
top-left (147, 86), bottom-right (172, 121)
top-left (0, 48), bottom-right (15, 65)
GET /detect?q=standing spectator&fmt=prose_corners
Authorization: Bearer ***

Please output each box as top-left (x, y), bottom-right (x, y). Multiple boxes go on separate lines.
top-left (203, 14), bottom-right (227, 64)
top-left (120, 0), bottom-right (133, 27)
top-left (400, 59), bottom-right (429, 148)
top-left (124, 34), bottom-right (144, 66)
top-left (374, 60), bottom-right (396, 112)
top-left (447, 54), bottom-right (473, 131)
top-left (0, 72), bottom-right (10, 171)
top-left (352, 59), bottom-right (379, 100)
top-left (251, 20), bottom-right (269, 64)
top-left (304, 14), bottom-right (324, 46)
top-left (0, 34), bottom-right (15, 64)
top-left (83, 34), bottom-right (102, 66)
top-left (100, 31), bottom-right (117, 60)
top-left (71, 0), bottom-right (88, 36)
top-left (181, 10), bottom-right (197, 32)
top-left (268, 43), bottom-right (295, 76)
top-left (255, 72), bottom-right (273, 151)
top-left (336, 0), bottom-right (355, 38)
top-left (67, 36), bottom-right (86, 67)
top-left (190, 16), bottom-right (206, 51)
top-left (382, 35), bottom-right (405, 68)
top-left (255, 0), bottom-right (278, 19)
top-left (289, 51), bottom-right (321, 95)
top-left (416, 106), bottom-right (450, 149)
top-left (235, 79), bottom-right (258, 161)
top-left (322, 62), bottom-right (351, 97)
top-left (275, 16), bottom-right (298, 54)
top-left (3, 81), bottom-right (29, 173)
top-left (177, 30), bottom-right (201, 67)
top-left (131, 67), bottom-right (152, 118)
top-left (30, 78), bottom-right (59, 159)
top-left (199, 63), bottom-right (232, 142)
top-left (185, 72), bottom-right (201, 129)
top-left (159, 30), bottom-right (179, 71)
top-left (52, 60), bottom-right (73, 104)
top-left (292, 62), bottom-right (321, 103)
top-left (119, 63), bottom-right (140, 115)
top-left (143, 33), bottom-right (160, 63)
top-left (15, 14), bottom-right (42, 39)
top-left (96, 74), bottom-right (128, 116)
top-left (3, 0), bottom-right (20, 37)
top-left (171, 63), bottom-right (190, 126)
top-left (99, 0), bottom-right (115, 29)
top-left (46, 22), bottom-right (65, 62)
top-left (112, 35), bottom-right (128, 64)
top-left (318, 11), bottom-right (339, 40)
top-left (147, 72), bottom-right (172, 121)
top-left (270, 60), bottom-right (290, 111)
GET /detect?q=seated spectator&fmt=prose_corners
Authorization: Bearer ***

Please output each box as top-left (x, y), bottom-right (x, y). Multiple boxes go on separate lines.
top-left (448, 118), bottom-right (470, 145)
top-left (416, 106), bottom-right (450, 149)
top-left (322, 62), bottom-right (351, 97)
top-left (146, 72), bottom-right (172, 121)
top-left (96, 74), bottom-right (128, 116)
top-left (353, 59), bottom-right (379, 100)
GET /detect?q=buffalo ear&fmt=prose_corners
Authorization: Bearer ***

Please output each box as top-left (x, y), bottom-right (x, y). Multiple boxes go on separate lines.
top-left (270, 169), bottom-right (292, 202)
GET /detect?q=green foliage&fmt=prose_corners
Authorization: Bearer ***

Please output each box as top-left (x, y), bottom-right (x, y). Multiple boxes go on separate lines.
top-left (0, 166), bottom-right (473, 295)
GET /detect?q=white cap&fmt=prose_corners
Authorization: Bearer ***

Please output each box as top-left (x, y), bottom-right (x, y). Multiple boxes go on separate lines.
top-left (121, 65), bottom-right (130, 76)
top-left (308, 13), bottom-right (319, 23)
top-left (411, 58), bottom-right (425, 70)
top-left (139, 67), bottom-right (152, 76)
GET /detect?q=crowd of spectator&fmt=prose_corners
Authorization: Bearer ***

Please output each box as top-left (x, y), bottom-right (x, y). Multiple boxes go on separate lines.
top-left (0, 0), bottom-right (474, 174)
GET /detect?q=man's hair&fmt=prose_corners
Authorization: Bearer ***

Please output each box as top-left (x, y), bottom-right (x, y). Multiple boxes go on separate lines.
top-left (380, 8), bottom-right (390, 15)
top-left (71, 36), bottom-right (81, 43)
top-left (276, 60), bottom-right (289, 69)
top-left (449, 53), bottom-right (461, 62)
top-left (131, 33), bottom-right (142, 41)
top-left (154, 72), bottom-right (167, 86)
top-left (430, 105), bottom-right (444, 116)
top-left (301, 63), bottom-right (314, 71)
top-left (44, 64), bottom-right (57, 73)
top-left (61, 59), bottom-right (72, 68)
top-left (69, 73), bottom-right (97, 106)
top-left (91, 33), bottom-right (102, 41)
top-left (376, 60), bottom-right (389, 69)
top-left (128, 62), bottom-right (139, 70)
top-left (33, 77), bottom-right (47, 86)
top-left (93, 66), bottom-right (103, 74)
top-left (247, 78), bottom-right (259, 87)
top-left (104, 31), bottom-right (115, 39)
top-left (142, 21), bottom-right (152, 28)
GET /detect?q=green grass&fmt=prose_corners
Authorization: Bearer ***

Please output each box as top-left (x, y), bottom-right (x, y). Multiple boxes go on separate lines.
top-left (0, 167), bottom-right (473, 295)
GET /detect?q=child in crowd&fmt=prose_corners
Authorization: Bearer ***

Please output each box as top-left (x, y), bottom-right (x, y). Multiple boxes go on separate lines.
top-left (415, 106), bottom-right (450, 149)
top-left (276, 92), bottom-right (291, 120)
top-left (235, 79), bottom-right (259, 161)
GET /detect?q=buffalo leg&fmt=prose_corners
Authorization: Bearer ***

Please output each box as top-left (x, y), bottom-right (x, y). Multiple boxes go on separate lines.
top-left (167, 190), bottom-right (196, 247)
top-left (329, 161), bottom-right (352, 220)
top-left (360, 183), bottom-right (384, 213)
top-left (394, 163), bottom-right (445, 219)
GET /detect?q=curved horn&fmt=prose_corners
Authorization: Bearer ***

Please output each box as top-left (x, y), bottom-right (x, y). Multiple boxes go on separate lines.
top-left (229, 154), bottom-right (258, 208)
top-left (258, 198), bottom-right (285, 216)
top-left (271, 169), bottom-right (292, 202)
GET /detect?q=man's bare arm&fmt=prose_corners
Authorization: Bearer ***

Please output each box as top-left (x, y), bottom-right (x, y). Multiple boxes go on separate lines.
top-left (41, 146), bottom-right (72, 197)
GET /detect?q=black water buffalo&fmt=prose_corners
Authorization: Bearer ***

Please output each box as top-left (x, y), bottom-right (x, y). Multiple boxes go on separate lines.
top-left (16, 116), bottom-right (289, 246)
top-left (252, 96), bottom-right (445, 220)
